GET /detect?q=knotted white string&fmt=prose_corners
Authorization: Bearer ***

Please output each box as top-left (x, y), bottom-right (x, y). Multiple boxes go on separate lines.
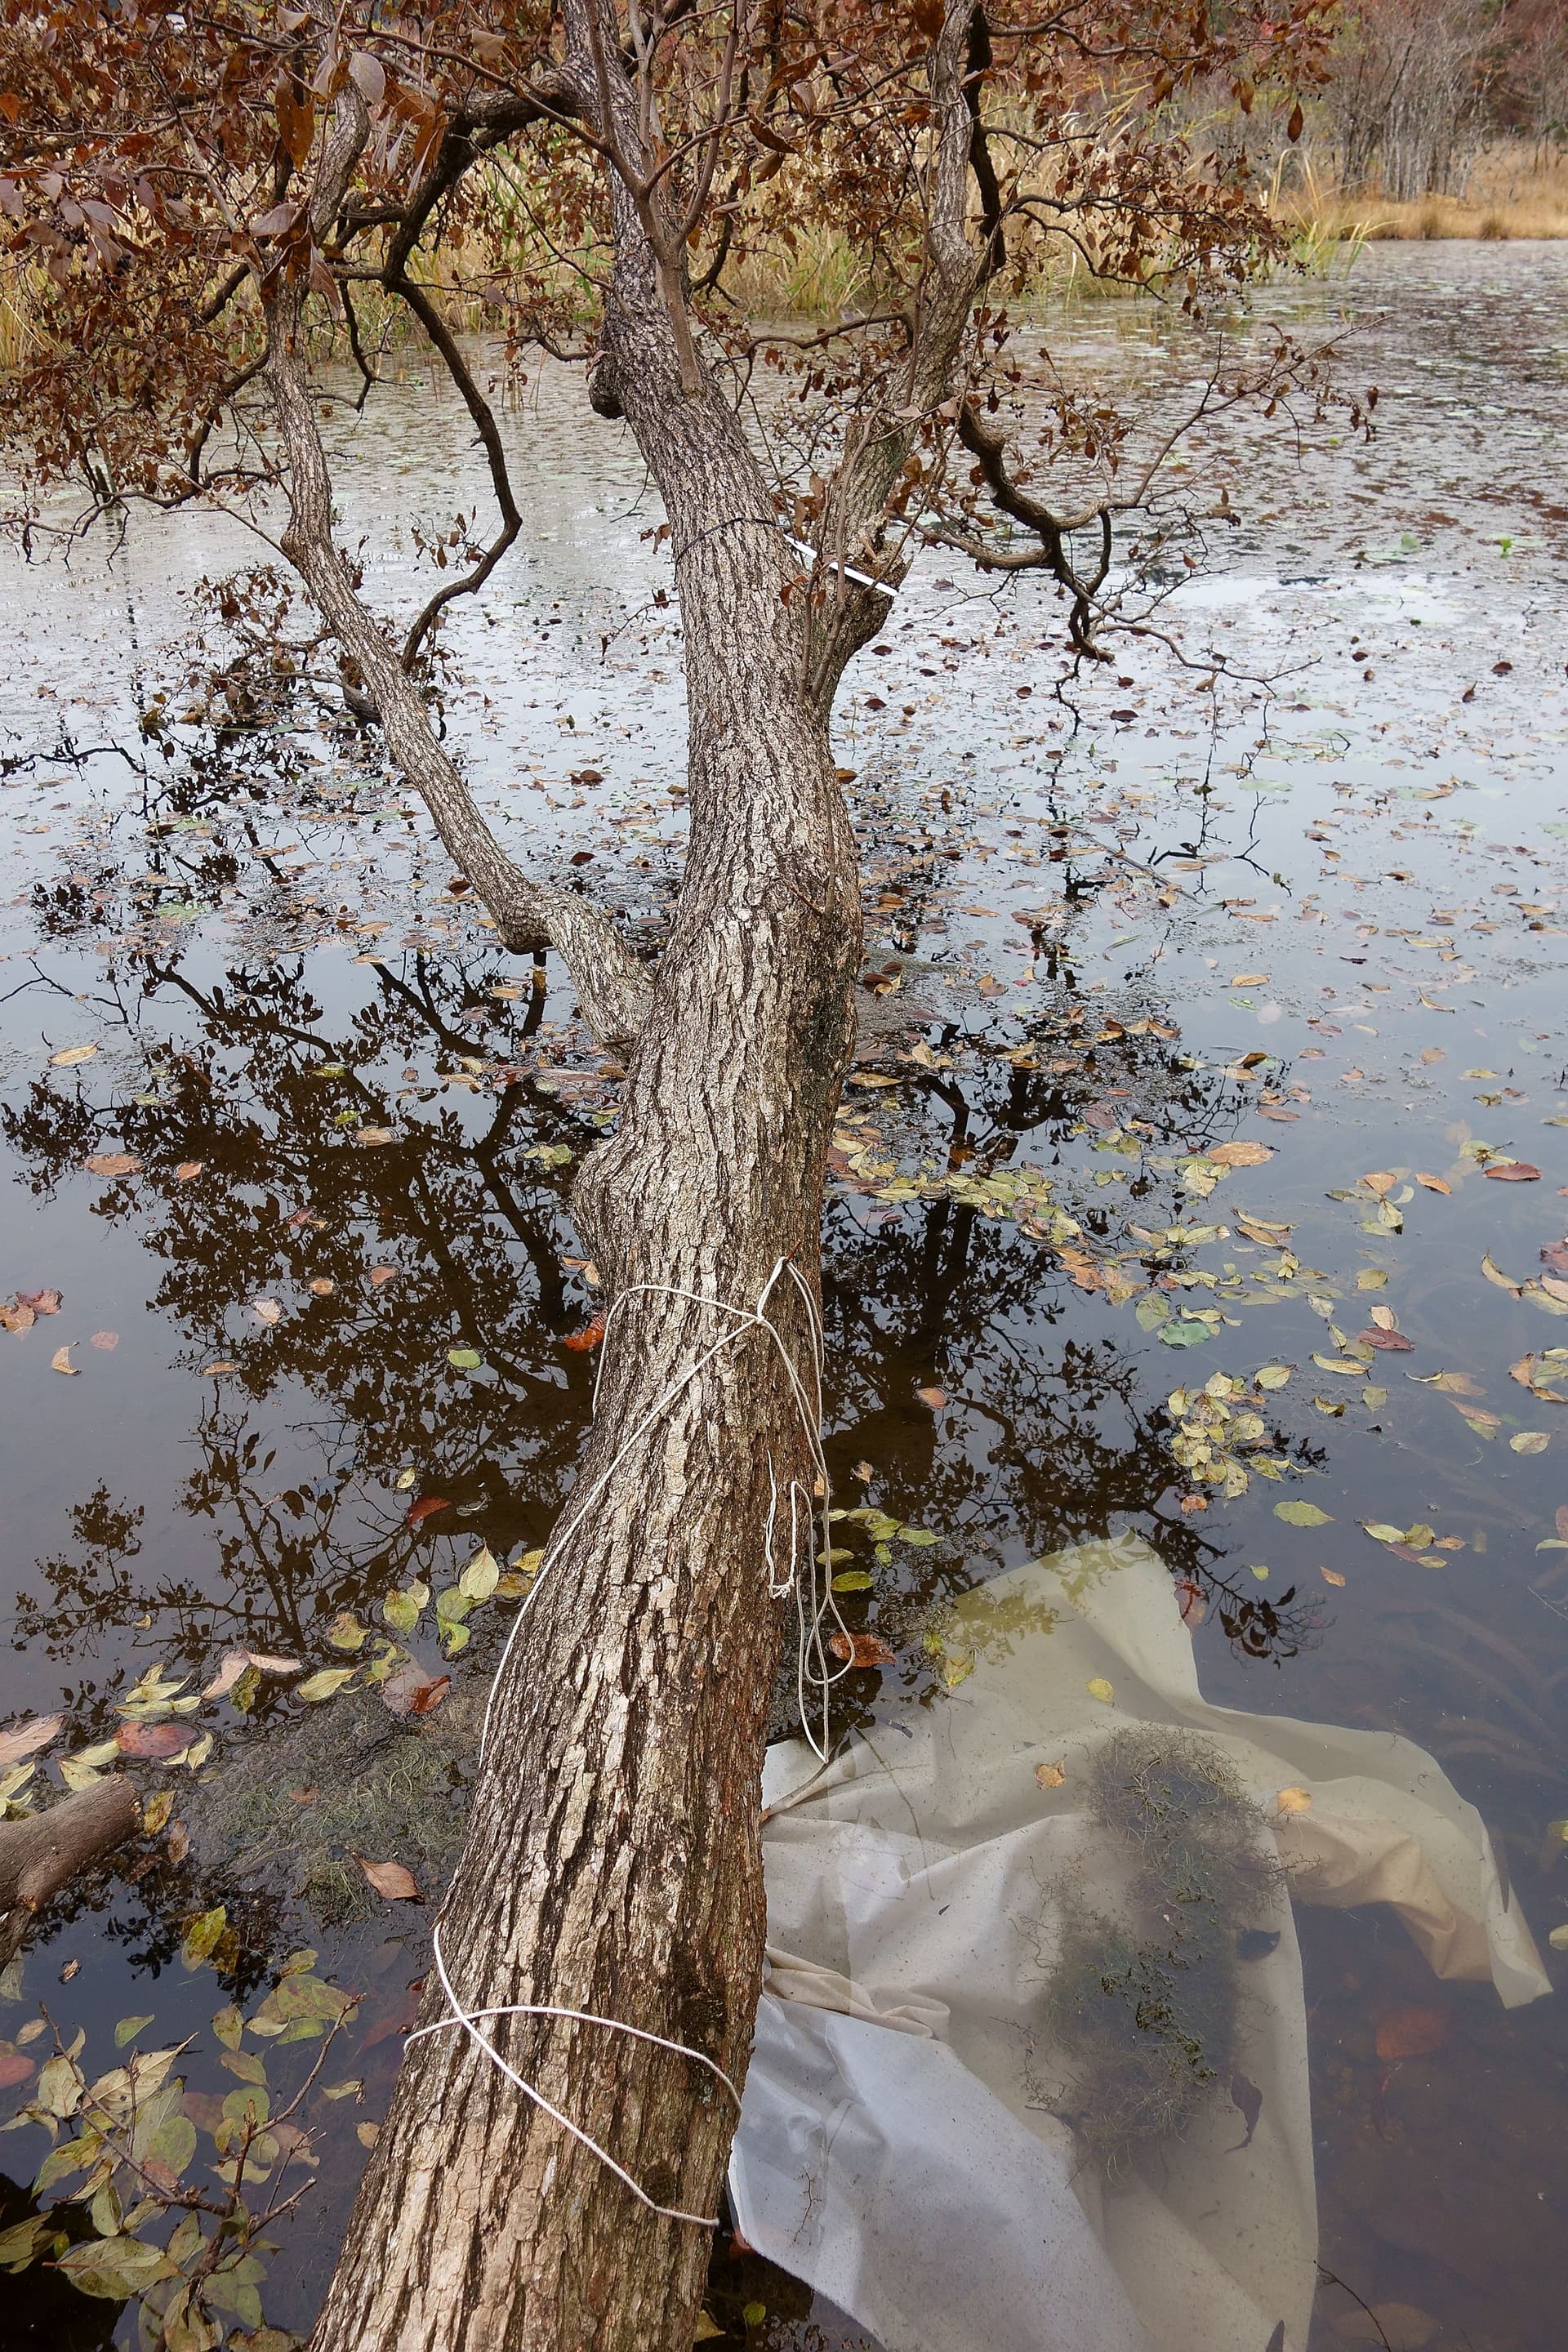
top-left (420, 1255), bottom-right (855, 2224)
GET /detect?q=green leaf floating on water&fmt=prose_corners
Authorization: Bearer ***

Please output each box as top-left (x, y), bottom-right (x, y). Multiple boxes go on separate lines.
top-left (448, 1348), bottom-right (483, 1371)
top-left (831, 1570), bottom-right (874, 1591)
top-left (1160, 1319), bottom-right (1213, 1348)
top-left (56, 2234), bottom-right (178, 2301)
top-left (1274, 1501), bottom-right (1332, 1527)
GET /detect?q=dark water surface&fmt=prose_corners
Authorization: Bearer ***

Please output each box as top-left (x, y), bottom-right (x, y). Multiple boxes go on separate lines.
top-left (1, 242), bottom-right (1566, 2349)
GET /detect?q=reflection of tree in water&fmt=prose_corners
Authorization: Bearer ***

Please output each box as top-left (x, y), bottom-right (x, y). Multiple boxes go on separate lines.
top-left (6, 921), bottom-right (1320, 1700)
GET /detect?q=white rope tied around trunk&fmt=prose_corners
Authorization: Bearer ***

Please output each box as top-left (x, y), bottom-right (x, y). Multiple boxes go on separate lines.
top-left (414, 1256), bottom-right (855, 2225)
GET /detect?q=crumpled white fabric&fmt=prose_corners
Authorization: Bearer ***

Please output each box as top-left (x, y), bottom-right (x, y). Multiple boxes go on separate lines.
top-left (728, 1534), bottom-right (1549, 2352)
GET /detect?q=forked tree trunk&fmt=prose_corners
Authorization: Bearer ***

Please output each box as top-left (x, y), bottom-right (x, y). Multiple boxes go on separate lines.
top-left (300, 5), bottom-right (986, 2339)
top-left (308, 167), bottom-right (867, 2352)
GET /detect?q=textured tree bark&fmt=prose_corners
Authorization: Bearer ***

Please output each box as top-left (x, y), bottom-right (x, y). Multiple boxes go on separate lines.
top-left (301, 10), bottom-right (984, 2345)
top-left (0, 1778), bottom-right (140, 1966)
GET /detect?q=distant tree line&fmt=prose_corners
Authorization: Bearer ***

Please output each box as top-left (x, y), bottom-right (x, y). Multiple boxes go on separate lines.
top-left (1317, 0), bottom-right (1567, 200)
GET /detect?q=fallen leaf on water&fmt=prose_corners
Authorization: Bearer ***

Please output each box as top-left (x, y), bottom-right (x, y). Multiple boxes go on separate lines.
top-left (252, 1298), bottom-right (282, 1325)
top-left (354, 1129), bottom-right (394, 1147)
top-left (1550, 1926), bottom-right (1568, 1953)
top-left (175, 1160), bottom-right (204, 1182)
top-left (562, 1314), bottom-right (605, 1352)
top-left (116, 1721), bottom-right (194, 1760)
top-left (1362, 1521), bottom-right (1406, 1544)
top-left (83, 1154), bottom-right (140, 1178)
top-left (1035, 1759), bottom-right (1068, 1788)
top-left (1361, 1170), bottom-right (1397, 1197)
top-left (381, 1665), bottom-right (450, 1718)
top-left (50, 1345), bottom-right (78, 1376)
top-left (368, 1266), bottom-right (397, 1287)
top-left (0, 2048), bottom-right (36, 2089)
top-left (0, 1713), bottom-right (62, 1770)
top-left (1481, 1254), bottom-right (1522, 1291)
top-left (1557, 1503), bottom-right (1568, 1542)
top-left (1321, 1567), bottom-right (1347, 1586)
top-left (406, 1496), bottom-right (452, 1529)
top-left (141, 1793), bottom-right (173, 1835)
top-left (1255, 1364), bottom-right (1293, 1390)
top-left (309, 1278), bottom-right (335, 1298)
top-left (1486, 1161), bottom-right (1542, 1183)
top-left (1375, 2007), bottom-right (1449, 2061)
top-left (1370, 1305), bottom-right (1398, 1332)
top-left (90, 1330), bottom-right (118, 1351)
top-left (1356, 1269), bottom-right (1389, 1290)
top-left (50, 1044), bottom-right (99, 1067)
top-left (202, 1361), bottom-right (237, 1376)
top-left (356, 2123), bottom-right (380, 2148)
top-left (358, 1858), bottom-right (418, 1902)
top-left (1207, 1141), bottom-right (1273, 1167)
top-left (1512, 1432), bottom-right (1550, 1454)
top-left (915, 1386), bottom-right (947, 1410)
top-left (1085, 1676), bottom-right (1115, 1704)
top-left (827, 1632), bottom-right (896, 1667)
top-left (180, 1904), bottom-right (227, 1969)
top-left (1414, 1172), bottom-right (1450, 1194)
top-left (296, 1668), bottom-right (357, 1704)
top-left (694, 2316), bottom-right (725, 2343)
top-left (1276, 1787), bottom-right (1313, 1815)
top-left (1175, 1577), bottom-right (1206, 1627)
top-left (1359, 1328), bottom-right (1415, 1353)
top-left (1275, 1500), bottom-right (1331, 1527)
top-left (448, 1347), bottom-right (483, 1370)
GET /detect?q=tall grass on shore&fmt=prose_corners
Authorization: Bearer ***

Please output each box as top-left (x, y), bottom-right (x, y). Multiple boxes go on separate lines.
top-left (1281, 142), bottom-right (1568, 242)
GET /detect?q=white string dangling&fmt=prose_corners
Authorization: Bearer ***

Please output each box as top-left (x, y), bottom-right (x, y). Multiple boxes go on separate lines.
top-left (424, 1255), bottom-right (857, 2221)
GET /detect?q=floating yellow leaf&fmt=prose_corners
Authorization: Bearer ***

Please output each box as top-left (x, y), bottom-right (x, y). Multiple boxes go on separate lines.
top-left (50, 1043), bottom-right (100, 1067)
top-left (1414, 1172), bottom-right (1450, 1195)
top-left (1511, 1432), bottom-right (1550, 1454)
top-left (1321, 1567), bottom-right (1347, 1587)
top-left (296, 1668), bottom-right (356, 1704)
top-left (1035, 1759), bottom-right (1067, 1789)
top-left (1276, 1787), bottom-right (1313, 1815)
top-left (1085, 1676), bottom-right (1115, 1704)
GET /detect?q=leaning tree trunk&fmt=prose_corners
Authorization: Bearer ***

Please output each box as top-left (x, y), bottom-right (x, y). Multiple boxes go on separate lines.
top-left (301, 7), bottom-right (986, 2343)
top-left (307, 160), bottom-right (869, 2352)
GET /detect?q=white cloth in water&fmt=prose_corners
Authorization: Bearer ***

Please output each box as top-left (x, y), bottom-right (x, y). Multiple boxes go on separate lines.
top-left (728, 1534), bottom-right (1549, 2352)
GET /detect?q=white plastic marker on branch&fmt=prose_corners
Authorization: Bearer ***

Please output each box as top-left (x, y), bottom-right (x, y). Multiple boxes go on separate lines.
top-left (421, 1256), bottom-right (855, 2224)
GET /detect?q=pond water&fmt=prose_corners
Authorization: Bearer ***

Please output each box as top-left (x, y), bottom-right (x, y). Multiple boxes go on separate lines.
top-left (1, 239), bottom-right (1566, 2350)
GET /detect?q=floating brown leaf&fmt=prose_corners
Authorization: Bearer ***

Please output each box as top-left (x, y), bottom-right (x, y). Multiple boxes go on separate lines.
top-left (1361, 1170), bottom-right (1396, 1197)
top-left (1375, 2006), bottom-right (1449, 2061)
top-left (358, 1857), bottom-right (418, 1901)
top-left (0, 2047), bottom-right (36, 2089)
top-left (83, 1154), bottom-right (140, 1178)
top-left (562, 1313), bottom-right (606, 1352)
top-left (381, 1664), bottom-right (451, 1719)
top-left (1414, 1172), bottom-right (1450, 1194)
top-left (915, 1385), bottom-right (947, 1410)
top-left (827, 1632), bottom-right (896, 1667)
top-left (90, 1330), bottom-right (118, 1351)
top-left (0, 1713), bottom-right (63, 1770)
top-left (1358, 1328), bottom-right (1414, 1352)
top-left (368, 1265), bottom-right (398, 1287)
top-left (174, 1160), bottom-right (204, 1182)
top-left (1207, 1140), bottom-right (1273, 1168)
top-left (406, 1495), bottom-right (452, 1529)
top-left (116, 1721), bottom-right (195, 1760)
top-left (354, 1128), bottom-right (394, 1148)
top-left (1035, 1759), bottom-right (1067, 1789)
top-left (50, 1344), bottom-right (78, 1376)
top-left (1486, 1160), bottom-right (1541, 1182)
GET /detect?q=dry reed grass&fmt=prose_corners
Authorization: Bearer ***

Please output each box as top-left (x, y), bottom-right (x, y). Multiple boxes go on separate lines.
top-left (1281, 142), bottom-right (1568, 241)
